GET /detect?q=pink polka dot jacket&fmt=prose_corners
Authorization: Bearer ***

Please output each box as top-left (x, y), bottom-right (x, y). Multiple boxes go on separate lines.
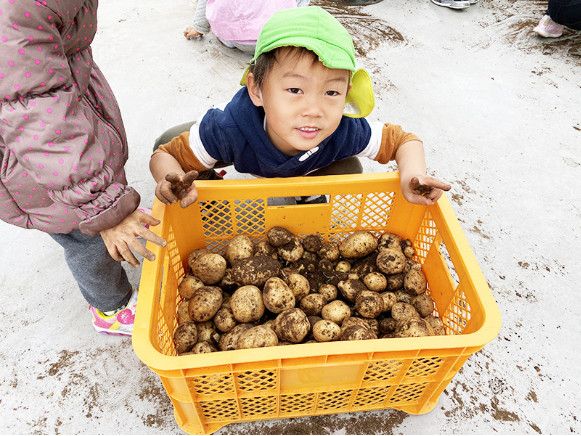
top-left (0, 0), bottom-right (140, 235)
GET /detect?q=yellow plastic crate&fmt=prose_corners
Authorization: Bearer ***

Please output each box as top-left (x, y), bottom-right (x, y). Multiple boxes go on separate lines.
top-left (132, 172), bottom-right (501, 435)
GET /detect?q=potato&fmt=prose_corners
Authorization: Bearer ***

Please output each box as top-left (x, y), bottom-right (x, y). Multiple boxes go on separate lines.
top-left (335, 260), bottom-right (352, 273)
top-left (355, 290), bottom-right (384, 319)
top-left (218, 323), bottom-right (255, 351)
top-left (302, 234), bottom-right (323, 252)
top-left (213, 307), bottom-right (237, 333)
top-left (191, 253), bottom-right (227, 285)
top-left (178, 274), bottom-right (205, 300)
top-left (363, 318), bottom-right (380, 336)
top-left (263, 277), bottom-right (295, 314)
top-left (339, 231), bottom-right (378, 259)
top-left (191, 341), bottom-right (217, 354)
top-left (225, 234), bottom-right (254, 266)
top-left (391, 302), bottom-right (420, 321)
top-left (318, 259), bottom-right (334, 272)
top-left (187, 248), bottom-right (211, 271)
top-left (317, 283), bottom-right (338, 302)
top-left (173, 322), bottom-right (198, 354)
top-left (395, 289), bottom-right (415, 304)
top-left (302, 251), bottom-right (319, 262)
top-left (363, 272), bottom-right (387, 292)
top-left (231, 255), bottom-right (281, 287)
top-left (230, 285), bottom-right (265, 323)
top-left (377, 233), bottom-right (402, 251)
top-left (312, 320), bottom-right (341, 342)
top-left (401, 239), bottom-right (415, 258)
top-left (337, 278), bottom-right (367, 303)
top-left (277, 235), bottom-right (304, 262)
top-left (188, 286), bottom-right (222, 322)
top-left (424, 315), bottom-right (446, 336)
top-left (341, 324), bottom-right (377, 341)
top-left (379, 291), bottom-right (397, 312)
top-left (412, 293), bottom-right (435, 317)
top-left (218, 268), bottom-right (238, 292)
top-left (385, 273), bottom-right (404, 291)
top-left (394, 317), bottom-right (432, 338)
top-left (299, 293), bottom-right (326, 316)
top-left (254, 240), bottom-right (278, 259)
top-left (404, 268), bottom-right (428, 295)
top-left (321, 300), bottom-right (351, 324)
top-left (267, 226), bottom-right (295, 247)
top-left (196, 321), bottom-right (218, 344)
top-left (273, 308), bottom-right (310, 343)
top-left (350, 253), bottom-right (379, 277)
top-left (376, 248), bottom-right (406, 275)
top-left (236, 325), bottom-right (279, 349)
top-left (379, 317), bottom-right (397, 334)
top-left (286, 273), bottom-right (310, 301)
top-left (318, 242), bottom-right (340, 262)
top-left (177, 299), bottom-right (193, 325)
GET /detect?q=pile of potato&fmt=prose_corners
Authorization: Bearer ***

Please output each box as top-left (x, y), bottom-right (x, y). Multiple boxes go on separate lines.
top-left (173, 227), bottom-right (446, 355)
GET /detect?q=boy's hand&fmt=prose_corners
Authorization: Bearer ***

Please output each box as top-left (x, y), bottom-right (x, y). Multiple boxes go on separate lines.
top-left (403, 175), bottom-right (451, 206)
top-left (155, 170), bottom-right (199, 208)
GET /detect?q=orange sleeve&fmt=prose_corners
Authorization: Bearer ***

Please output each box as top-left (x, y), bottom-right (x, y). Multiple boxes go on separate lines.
top-left (374, 123), bottom-right (422, 164)
top-left (151, 131), bottom-right (209, 172)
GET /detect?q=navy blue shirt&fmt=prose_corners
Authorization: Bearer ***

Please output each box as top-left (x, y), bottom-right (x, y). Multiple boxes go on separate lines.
top-left (198, 87), bottom-right (372, 178)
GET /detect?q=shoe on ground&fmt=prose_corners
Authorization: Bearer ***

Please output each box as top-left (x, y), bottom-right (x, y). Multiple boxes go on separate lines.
top-left (431, 0), bottom-right (470, 9)
top-left (533, 15), bottom-right (564, 37)
top-left (90, 290), bottom-right (138, 336)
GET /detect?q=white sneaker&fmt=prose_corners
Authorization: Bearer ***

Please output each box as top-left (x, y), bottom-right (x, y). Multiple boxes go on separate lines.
top-left (431, 0), bottom-right (471, 9)
top-left (533, 15), bottom-right (564, 38)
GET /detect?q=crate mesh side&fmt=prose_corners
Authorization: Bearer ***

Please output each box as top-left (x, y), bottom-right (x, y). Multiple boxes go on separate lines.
top-left (444, 285), bottom-right (471, 335)
top-left (352, 386), bottom-right (391, 409)
top-left (389, 382), bottom-right (429, 404)
top-left (240, 396), bottom-right (278, 418)
top-left (188, 373), bottom-right (236, 397)
top-left (362, 359), bottom-right (403, 384)
top-left (360, 191), bottom-right (394, 229)
top-left (405, 357), bottom-right (445, 378)
top-left (316, 390), bottom-right (354, 411)
top-left (198, 398), bottom-right (240, 422)
top-left (236, 369), bottom-right (278, 393)
top-left (414, 211), bottom-right (437, 263)
top-left (280, 393), bottom-right (316, 415)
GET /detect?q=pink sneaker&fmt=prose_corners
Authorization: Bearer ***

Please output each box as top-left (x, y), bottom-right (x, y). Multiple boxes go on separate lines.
top-left (89, 290), bottom-right (138, 336)
top-left (533, 15), bottom-right (564, 38)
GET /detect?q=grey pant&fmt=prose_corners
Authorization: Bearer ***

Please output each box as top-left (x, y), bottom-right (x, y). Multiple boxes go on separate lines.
top-left (50, 230), bottom-right (132, 312)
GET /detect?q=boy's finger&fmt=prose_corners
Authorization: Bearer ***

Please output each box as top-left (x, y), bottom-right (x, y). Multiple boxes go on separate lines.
top-left (182, 170), bottom-right (199, 185)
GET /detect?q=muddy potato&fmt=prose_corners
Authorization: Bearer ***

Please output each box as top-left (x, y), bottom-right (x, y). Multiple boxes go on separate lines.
top-left (218, 269), bottom-right (238, 292)
top-left (218, 323), bottom-right (255, 351)
top-left (174, 322), bottom-right (198, 354)
top-left (379, 291), bottom-right (397, 312)
top-left (318, 242), bottom-right (340, 262)
top-left (355, 290), bottom-right (384, 319)
top-left (337, 278), bottom-right (367, 303)
top-left (231, 255), bottom-right (281, 287)
top-left (187, 248), bottom-right (211, 271)
top-left (225, 234), bottom-right (254, 266)
top-left (321, 300), bottom-right (351, 324)
top-left (277, 235), bottom-right (304, 262)
top-left (412, 293), bottom-right (435, 317)
top-left (267, 226), bottom-right (295, 247)
top-left (254, 240), bottom-right (278, 259)
top-left (424, 315), bottom-right (446, 336)
top-left (302, 234), bottom-right (323, 253)
top-left (339, 231), bottom-right (378, 259)
top-left (404, 259), bottom-right (422, 274)
top-left (335, 260), bottom-right (352, 273)
top-left (350, 253), bottom-right (379, 277)
top-left (363, 272), bottom-right (387, 292)
top-left (386, 273), bottom-right (404, 291)
top-left (236, 325), bottom-right (279, 349)
top-left (363, 318), bottom-right (380, 336)
top-left (404, 268), bottom-right (428, 295)
top-left (191, 341), bottom-right (217, 354)
top-left (177, 299), bottom-right (193, 325)
top-left (318, 259), bottom-right (334, 272)
top-left (191, 253), bottom-right (227, 285)
top-left (178, 274), bottom-right (205, 300)
top-left (317, 283), bottom-right (338, 302)
top-left (341, 324), bottom-right (377, 341)
top-left (400, 239), bottom-right (415, 258)
top-left (312, 319), bottom-right (341, 342)
top-left (230, 285), bottom-right (265, 323)
top-left (214, 307), bottom-right (237, 333)
top-left (273, 308), bottom-right (310, 343)
top-left (196, 321), bottom-right (218, 344)
top-left (378, 233), bottom-right (402, 251)
top-left (302, 251), bottom-right (319, 262)
top-left (376, 248), bottom-right (406, 275)
top-left (340, 316), bottom-right (369, 333)
top-left (286, 273), bottom-right (310, 301)
top-left (263, 277), bottom-right (295, 314)
top-left (395, 289), bottom-right (415, 304)
top-left (280, 267), bottom-right (299, 281)
top-left (188, 286), bottom-right (222, 322)
top-left (379, 317), bottom-right (397, 334)
top-left (299, 293), bottom-right (326, 316)
top-left (391, 302), bottom-right (420, 321)
top-left (394, 317), bottom-right (432, 338)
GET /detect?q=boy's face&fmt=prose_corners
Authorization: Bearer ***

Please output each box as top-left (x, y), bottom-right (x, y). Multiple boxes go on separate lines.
top-left (247, 48), bottom-right (351, 157)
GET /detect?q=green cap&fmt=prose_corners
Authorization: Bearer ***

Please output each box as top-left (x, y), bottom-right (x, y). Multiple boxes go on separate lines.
top-left (240, 6), bottom-right (374, 118)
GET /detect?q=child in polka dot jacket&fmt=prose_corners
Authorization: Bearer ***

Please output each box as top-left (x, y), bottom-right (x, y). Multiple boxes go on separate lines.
top-left (0, 0), bottom-right (166, 336)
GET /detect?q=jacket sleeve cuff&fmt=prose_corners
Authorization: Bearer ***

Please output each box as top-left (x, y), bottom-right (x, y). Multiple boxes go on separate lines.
top-left (78, 188), bottom-right (141, 236)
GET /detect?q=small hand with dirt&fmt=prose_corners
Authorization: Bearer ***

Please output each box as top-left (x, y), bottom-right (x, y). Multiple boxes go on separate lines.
top-left (184, 26), bottom-right (202, 40)
top-left (155, 170), bottom-right (200, 208)
top-left (402, 175), bottom-right (451, 206)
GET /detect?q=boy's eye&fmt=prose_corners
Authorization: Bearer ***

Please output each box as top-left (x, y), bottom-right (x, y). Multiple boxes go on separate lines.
top-left (326, 90), bottom-right (340, 96)
top-left (287, 88), bottom-right (302, 94)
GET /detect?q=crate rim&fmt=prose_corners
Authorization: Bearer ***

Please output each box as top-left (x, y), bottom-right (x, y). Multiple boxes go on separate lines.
top-left (132, 173), bottom-right (501, 373)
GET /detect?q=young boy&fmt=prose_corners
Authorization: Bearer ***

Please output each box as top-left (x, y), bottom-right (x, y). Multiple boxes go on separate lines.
top-left (150, 6), bottom-right (450, 208)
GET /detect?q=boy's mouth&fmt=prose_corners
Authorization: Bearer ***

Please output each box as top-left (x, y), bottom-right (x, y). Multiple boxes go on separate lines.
top-left (297, 126), bottom-right (320, 139)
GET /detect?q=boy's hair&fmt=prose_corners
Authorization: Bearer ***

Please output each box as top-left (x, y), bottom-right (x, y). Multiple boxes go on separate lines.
top-left (248, 46), bottom-right (320, 89)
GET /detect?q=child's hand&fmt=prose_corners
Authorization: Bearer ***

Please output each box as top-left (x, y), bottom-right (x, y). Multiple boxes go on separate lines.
top-left (184, 26), bottom-right (202, 39)
top-left (402, 175), bottom-right (451, 206)
top-left (155, 170), bottom-right (199, 208)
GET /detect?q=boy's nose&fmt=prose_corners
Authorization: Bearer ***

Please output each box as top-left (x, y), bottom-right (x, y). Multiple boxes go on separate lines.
top-left (301, 96), bottom-right (324, 117)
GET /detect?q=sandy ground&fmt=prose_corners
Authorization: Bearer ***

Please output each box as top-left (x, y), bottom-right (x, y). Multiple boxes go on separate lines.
top-left (1, 0), bottom-right (580, 434)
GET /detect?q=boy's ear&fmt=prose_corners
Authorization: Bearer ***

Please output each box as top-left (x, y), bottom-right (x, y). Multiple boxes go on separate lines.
top-left (246, 73), bottom-right (264, 108)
